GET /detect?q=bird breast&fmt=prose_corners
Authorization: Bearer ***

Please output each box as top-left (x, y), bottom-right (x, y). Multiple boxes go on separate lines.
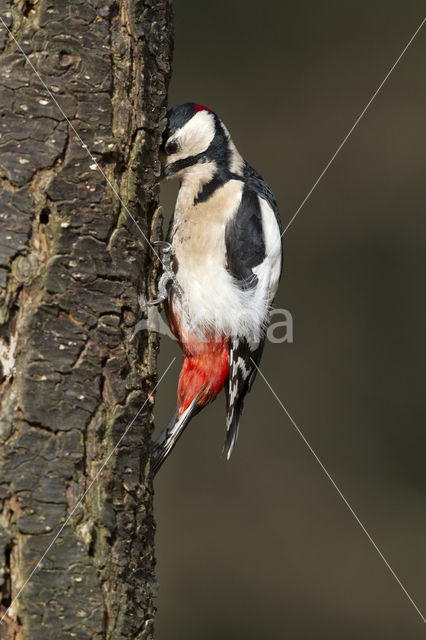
top-left (170, 179), bottom-right (267, 342)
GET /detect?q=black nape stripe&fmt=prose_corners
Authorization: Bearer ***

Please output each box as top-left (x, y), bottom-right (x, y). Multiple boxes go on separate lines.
top-left (194, 170), bottom-right (243, 205)
top-left (192, 113), bottom-right (247, 204)
top-left (194, 174), bottom-right (224, 204)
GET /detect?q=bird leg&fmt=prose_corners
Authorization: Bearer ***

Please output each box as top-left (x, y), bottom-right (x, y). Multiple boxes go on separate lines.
top-left (148, 241), bottom-right (182, 306)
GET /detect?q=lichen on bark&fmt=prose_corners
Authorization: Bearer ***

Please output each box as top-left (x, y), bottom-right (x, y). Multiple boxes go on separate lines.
top-left (0, 1), bottom-right (173, 638)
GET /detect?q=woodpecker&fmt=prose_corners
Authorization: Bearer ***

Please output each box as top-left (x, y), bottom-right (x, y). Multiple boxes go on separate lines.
top-left (151, 102), bottom-right (282, 473)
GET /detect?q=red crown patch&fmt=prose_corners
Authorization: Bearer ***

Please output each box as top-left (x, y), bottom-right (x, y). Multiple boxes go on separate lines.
top-left (194, 103), bottom-right (213, 113)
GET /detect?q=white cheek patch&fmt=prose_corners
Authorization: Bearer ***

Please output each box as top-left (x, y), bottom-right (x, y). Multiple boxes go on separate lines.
top-left (165, 111), bottom-right (216, 166)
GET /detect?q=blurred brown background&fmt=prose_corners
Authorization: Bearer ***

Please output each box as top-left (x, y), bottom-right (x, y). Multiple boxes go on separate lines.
top-left (153, 2), bottom-right (426, 638)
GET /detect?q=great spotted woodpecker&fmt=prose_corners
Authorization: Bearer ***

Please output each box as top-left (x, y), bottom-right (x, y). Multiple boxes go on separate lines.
top-left (151, 103), bottom-right (282, 473)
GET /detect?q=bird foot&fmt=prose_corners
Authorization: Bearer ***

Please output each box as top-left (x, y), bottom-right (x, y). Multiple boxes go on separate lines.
top-left (148, 241), bottom-right (182, 306)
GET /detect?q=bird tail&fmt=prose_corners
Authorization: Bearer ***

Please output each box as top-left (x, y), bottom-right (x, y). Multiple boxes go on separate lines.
top-left (223, 397), bottom-right (245, 460)
top-left (151, 393), bottom-right (201, 475)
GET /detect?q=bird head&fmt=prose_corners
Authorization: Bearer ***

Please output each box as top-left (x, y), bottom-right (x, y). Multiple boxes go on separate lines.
top-left (160, 102), bottom-right (243, 182)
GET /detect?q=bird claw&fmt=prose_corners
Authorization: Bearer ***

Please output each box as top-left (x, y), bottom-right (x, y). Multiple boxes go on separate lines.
top-left (148, 241), bottom-right (182, 307)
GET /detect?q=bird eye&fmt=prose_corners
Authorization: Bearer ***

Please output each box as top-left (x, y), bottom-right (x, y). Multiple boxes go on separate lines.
top-left (165, 140), bottom-right (180, 155)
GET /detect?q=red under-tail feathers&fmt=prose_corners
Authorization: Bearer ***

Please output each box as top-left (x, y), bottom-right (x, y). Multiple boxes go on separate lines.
top-left (167, 303), bottom-right (229, 414)
top-left (178, 339), bottom-right (229, 415)
top-left (151, 310), bottom-right (229, 474)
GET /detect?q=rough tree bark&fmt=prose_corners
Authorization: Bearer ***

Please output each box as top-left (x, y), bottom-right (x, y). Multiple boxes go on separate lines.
top-left (0, 1), bottom-right (173, 638)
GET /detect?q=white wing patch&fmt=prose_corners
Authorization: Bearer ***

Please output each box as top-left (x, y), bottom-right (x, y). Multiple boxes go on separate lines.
top-left (252, 196), bottom-right (282, 306)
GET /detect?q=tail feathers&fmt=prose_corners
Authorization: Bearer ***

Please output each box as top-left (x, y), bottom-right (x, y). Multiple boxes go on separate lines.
top-left (223, 336), bottom-right (265, 461)
top-left (151, 394), bottom-right (200, 475)
top-left (223, 398), bottom-right (244, 460)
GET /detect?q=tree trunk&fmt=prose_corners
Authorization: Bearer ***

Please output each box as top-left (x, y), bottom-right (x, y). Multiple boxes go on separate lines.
top-left (0, 1), bottom-right (173, 638)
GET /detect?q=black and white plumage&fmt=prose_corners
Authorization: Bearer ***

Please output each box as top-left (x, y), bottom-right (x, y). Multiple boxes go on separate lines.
top-left (151, 102), bottom-right (282, 473)
top-left (224, 335), bottom-right (265, 459)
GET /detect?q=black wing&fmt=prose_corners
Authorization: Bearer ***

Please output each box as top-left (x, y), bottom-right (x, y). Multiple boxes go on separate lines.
top-left (223, 179), bottom-right (268, 457)
top-left (223, 164), bottom-right (282, 458)
top-left (225, 164), bottom-right (282, 291)
top-left (243, 163), bottom-right (282, 235)
top-left (225, 186), bottom-right (266, 289)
